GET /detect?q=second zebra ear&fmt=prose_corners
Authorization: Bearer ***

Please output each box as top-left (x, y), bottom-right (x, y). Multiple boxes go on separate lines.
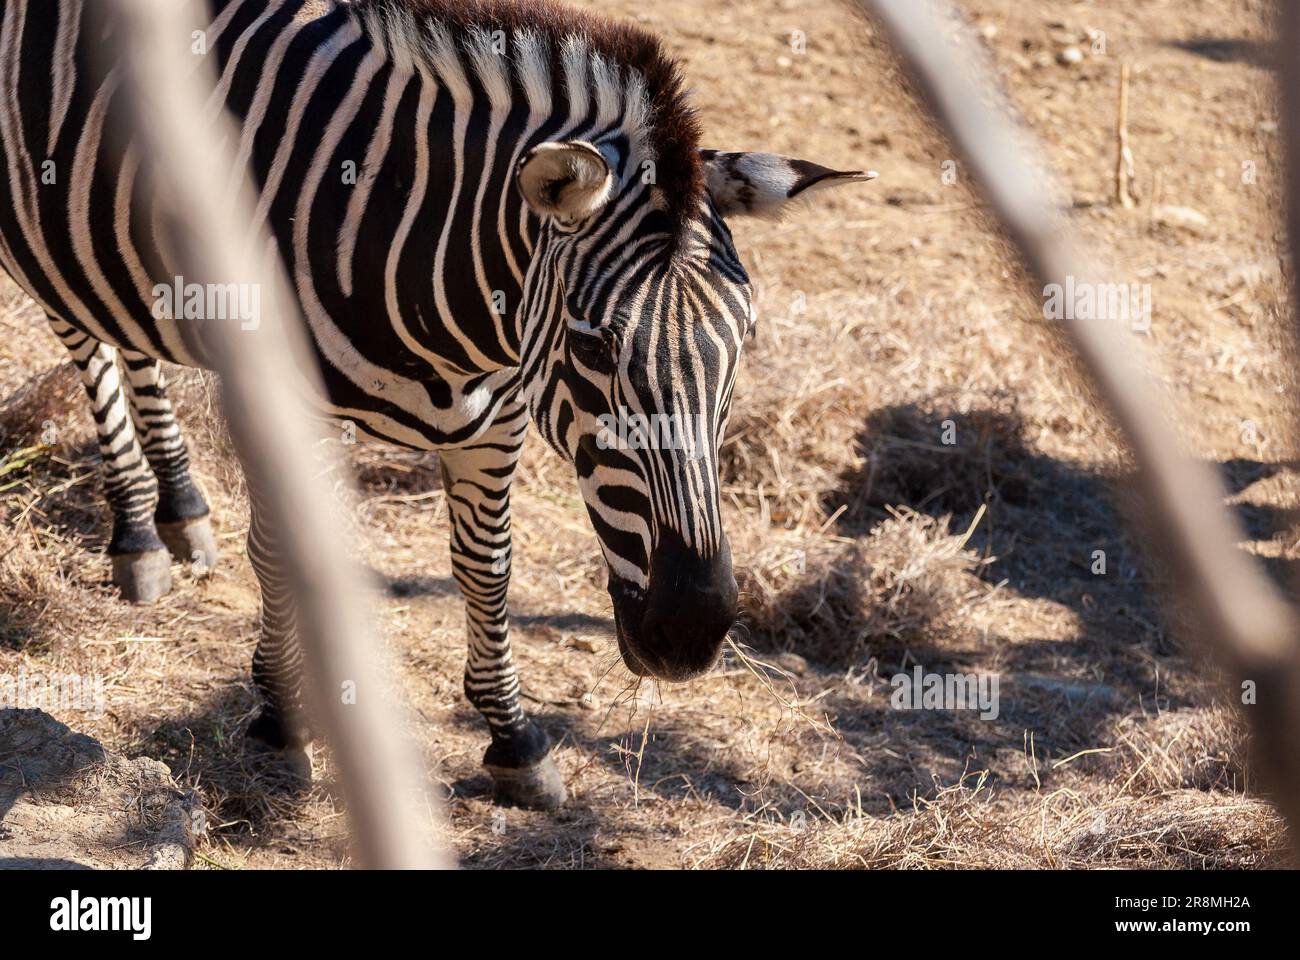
top-left (701, 150), bottom-right (876, 219)
top-left (516, 141), bottom-right (616, 223)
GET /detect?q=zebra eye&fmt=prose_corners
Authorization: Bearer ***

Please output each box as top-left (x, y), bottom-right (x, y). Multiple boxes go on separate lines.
top-left (562, 293), bottom-right (619, 371)
top-left (566, 326), bottom-right (617, 373)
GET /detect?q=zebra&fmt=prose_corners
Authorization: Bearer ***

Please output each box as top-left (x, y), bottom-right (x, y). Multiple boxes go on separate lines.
top-left (0, 0), bottom-right (870, 808)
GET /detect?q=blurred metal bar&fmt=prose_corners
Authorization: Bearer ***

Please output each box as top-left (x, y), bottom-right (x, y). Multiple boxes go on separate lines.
top-left (856, 0), bottom-right (1300, 850)
top-left (103, 0), bottom-right (447, 868)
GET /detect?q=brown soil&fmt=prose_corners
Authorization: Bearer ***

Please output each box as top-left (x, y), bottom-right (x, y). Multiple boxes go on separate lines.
top-left (1, 709), bottom-right (197, 869)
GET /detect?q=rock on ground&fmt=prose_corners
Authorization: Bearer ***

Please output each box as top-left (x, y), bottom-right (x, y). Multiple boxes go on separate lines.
top-left (0, 709), bottom-right (198, 869)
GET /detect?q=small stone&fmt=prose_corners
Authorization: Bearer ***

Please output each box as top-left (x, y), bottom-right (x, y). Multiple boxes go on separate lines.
top-left (1056, 46), bottom-right (1084, 66)
top-left (1153, 204), bottom-right (1212, 236)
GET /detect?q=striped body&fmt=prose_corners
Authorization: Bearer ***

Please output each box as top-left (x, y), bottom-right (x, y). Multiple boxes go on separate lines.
top-left (2, 0), bottom-right (554, 448)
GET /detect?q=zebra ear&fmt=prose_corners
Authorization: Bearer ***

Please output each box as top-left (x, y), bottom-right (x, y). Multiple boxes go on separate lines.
top-left (701, 150), bottom-right (876, 219)
top-left (516, 141), bottom-right (616, 223)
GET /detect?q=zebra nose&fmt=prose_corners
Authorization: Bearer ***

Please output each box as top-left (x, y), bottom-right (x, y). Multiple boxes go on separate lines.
top-left (638, 533), bottom-right (738, 681)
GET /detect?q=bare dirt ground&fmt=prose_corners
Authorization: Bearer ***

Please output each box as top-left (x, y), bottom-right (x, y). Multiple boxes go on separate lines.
top-left (2, 0), bottom-right (1296, 868)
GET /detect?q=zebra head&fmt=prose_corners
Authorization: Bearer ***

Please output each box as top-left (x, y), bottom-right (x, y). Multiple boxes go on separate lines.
top-left (517, 141), bottom-right (870, 682)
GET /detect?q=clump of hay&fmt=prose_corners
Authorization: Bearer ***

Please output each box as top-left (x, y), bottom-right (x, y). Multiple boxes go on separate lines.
top-left (0, 531), bottom-right (120, 652)
top-left (1058, 792), bottom-right (1287, 869)
top-left (1084, 707), bottom-right (1254, 795)
top-left (693, 772), bottom-right (1289, 870)
top-left (0, 361), bottom-right (81, 448)
top-left (736, 507), bottom-right (996, 666)
top-left (720, 378), bottom-right (865, 528)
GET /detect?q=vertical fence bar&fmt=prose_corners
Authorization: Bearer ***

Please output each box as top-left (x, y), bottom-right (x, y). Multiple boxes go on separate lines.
top-left (855, 0), bottom-right (1300, 853)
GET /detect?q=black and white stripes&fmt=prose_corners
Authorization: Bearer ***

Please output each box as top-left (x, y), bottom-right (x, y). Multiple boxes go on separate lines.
top-left (0, 0), bottom-right (868, 804)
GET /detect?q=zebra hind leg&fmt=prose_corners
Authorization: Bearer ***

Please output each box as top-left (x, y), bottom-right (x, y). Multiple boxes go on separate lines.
top-left (441, 428), bottom-right (567, 810)
top-left (49, 318), bottom-right (172, 603)
top-left (119, 349), bottom-right (218, 574)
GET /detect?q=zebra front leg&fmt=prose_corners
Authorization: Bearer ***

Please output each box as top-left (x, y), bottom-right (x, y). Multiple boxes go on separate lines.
top-left (119, 349), bottom-right (218, 573)
top-left (48, 317), bottom-right (172, 603)
top-left (441, 426), bottom-right (566, 810)
top-left (239, 474), bottom-right (313, 778)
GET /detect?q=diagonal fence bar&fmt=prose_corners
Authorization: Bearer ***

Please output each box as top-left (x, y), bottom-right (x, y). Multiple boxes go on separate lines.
top-left (102, 0), bottom-right (448, 868)
top-left (855, 0), bottom-right (1300, 854)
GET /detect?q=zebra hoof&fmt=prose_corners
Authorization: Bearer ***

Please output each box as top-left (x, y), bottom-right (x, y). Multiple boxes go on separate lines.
top-left (157, 516), bottom-right (219, 574)
top-left (245, 733), bottom-right (315, 783)
top-left (486, 755), bottom-right (567, 810)
top-left (277, 743), bottom-right (315, 782)
top-left (111, 548), bottom-right (173, 604)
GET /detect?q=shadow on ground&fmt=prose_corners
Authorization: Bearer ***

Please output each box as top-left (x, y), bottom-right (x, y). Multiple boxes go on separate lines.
top-left (823, 401), bottom-right (1298, 628)
top-left (1171, 37), bottom-right (1275, 68)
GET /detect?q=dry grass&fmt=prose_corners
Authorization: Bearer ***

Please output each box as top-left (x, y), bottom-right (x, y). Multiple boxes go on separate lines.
top-left (737, 506), bottom-right (998, 666)
top-left (694, 777), bottom-right (1287, 869)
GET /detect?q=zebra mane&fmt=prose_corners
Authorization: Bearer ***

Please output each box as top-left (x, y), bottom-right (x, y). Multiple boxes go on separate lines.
top-left (343, 0), bottom-right (705, 233)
